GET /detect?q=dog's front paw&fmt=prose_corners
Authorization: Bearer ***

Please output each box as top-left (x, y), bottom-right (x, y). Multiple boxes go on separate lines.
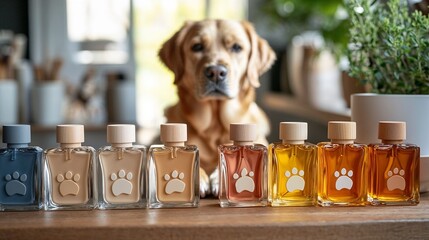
top-left (209, 168), bottom-right (219, 197)
top-left (199, 168), bottom-right (211, 198)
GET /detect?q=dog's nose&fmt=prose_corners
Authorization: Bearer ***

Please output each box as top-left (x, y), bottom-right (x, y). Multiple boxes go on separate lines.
top-left (204, 65), bottom-right (228, 82)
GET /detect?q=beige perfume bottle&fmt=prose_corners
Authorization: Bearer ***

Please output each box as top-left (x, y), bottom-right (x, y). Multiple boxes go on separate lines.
top-left (148, 123), bottom-right (199, 208)
top-left (44, 125), bottom-right (96, 210)
top-left (98, 124), bottom-right (146, 209)
top-left (368, 121), bottom-right (420, 205)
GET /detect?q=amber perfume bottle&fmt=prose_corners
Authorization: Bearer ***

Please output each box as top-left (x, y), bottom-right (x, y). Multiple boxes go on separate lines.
top-left (98, 124), bottom-right (146, 209)
top-left (44, 125), bottom-right (96, 210)
top-left (0, 125), bottom-right (43, 211)
top-left (317, 121), bottom-right (368, 206)
top-left (269, 122), bottom-right (317, 206)
top-left (219, 123), bottom-right (267, 207)
top-left (368, 121), bottom-right (420, 205)
top-left (148, 123), bottom-right (199, 208)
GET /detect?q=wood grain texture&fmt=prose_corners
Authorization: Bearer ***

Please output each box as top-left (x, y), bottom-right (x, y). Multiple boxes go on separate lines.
top-left (0, 193), bottom-right (428, 240)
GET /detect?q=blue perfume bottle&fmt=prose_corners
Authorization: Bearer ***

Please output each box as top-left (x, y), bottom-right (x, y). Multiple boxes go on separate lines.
top-left (0, 125), bottom-right (43, 211)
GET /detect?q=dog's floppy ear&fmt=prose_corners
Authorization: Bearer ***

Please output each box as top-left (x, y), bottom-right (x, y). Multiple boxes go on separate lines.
top-left (159, 21), bottom-right (194, 84)
top-left (242, 21), bottom-right (276, 88)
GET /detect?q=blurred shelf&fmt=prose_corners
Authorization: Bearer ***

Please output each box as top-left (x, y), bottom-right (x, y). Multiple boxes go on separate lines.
top-left (30, 125), bottom-right (107, 132)
top-left (264, 93), bottom-right (351, 124)
top-left (0, 124), bottom-right (141, 132)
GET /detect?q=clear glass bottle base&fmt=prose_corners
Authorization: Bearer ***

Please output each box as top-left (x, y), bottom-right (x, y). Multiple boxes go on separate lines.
top-left (98, 201), bottom-right (147, 210)
top-left (219, 199), bottom-right (267, 208)
top-left (44, 201), bottom-right (95, 211)
top-left (317, 198), bottom-right (367, 207)
top-left (148, 200), bottom-right (199, 209)
top-left (368, 196), bottom-right (419, 206)
top-left (1, 203), bottom-right (43, 211)
top-left (270, 199), bottom-right (314, 207)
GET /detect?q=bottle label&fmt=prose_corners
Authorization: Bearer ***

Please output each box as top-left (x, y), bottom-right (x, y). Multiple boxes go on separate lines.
top-left (233, 168), bottom-right (255, 193)
top-left (285, 167), bottom-right (305, 192)
top-left (334, 168), bottom-right (354, 190)
top-left (386, 168), bottom-right (406, 191)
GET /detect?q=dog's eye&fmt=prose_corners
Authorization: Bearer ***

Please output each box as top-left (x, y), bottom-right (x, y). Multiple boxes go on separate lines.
top-left (191, 43), bottom-right (204, 52)
top-left (231, 43), bottom-right (242, 53)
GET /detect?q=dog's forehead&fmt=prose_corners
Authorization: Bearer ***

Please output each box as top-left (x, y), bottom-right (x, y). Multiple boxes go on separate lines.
top-left (187, 20), bottom-right (248, 42)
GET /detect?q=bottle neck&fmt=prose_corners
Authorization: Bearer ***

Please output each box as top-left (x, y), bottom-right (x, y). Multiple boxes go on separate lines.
top-left (382, 140), bottom-right (403, 144)
top-left (282, 140), bottom-right (305, 145)
top-left (60, 143), bottom-right (82, 148)
top-left (233, 141), bottom-right (253, 146)
top-left (111, 143), bottom-right (133, 148)
top-left (164, 142), bottom-right (185, 147)
top-left (330, 139), bottom-right (354, 144)
top-left (7, 143), bottom-right (29, 148)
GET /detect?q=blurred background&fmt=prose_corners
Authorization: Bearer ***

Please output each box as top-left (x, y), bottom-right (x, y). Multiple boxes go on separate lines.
top-left (0, 0), bottom-right (361, 148)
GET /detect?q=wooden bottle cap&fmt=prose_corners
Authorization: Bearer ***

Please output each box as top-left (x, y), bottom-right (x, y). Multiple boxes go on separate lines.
top-left (56, 124), bottom-right (85, 144)
top-left (279, 122), bottom-right (307, 143)
top-left (160, 123), bottom-right (187, 144)
top-left (378, 121), bottom-right (406, 141)
top-left (107, 124), bottom-right (135, 145)
top-left (230, 123), bottom-right (257, 142)
top-left (328, 121), bottom-right (356, 142)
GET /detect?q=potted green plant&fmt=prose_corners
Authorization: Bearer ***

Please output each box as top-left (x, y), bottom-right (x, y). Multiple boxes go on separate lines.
top-left (346, 0), bottom-right (429, 191)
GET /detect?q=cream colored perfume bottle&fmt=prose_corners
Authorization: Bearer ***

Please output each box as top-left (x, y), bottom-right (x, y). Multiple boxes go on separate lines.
top-left (148, 123), bottom-right (199, 208)
top-left (317, 121), bottom-right (368, 206)
top-left (269, 122), bottom-right (317, 206)
top-left (98, 124), bottom-right (146, 209)
top-left (219, 123), bottom-right (268, 207)
top-left (44, 125), bottom-right (96, 210)
top-left (368, 121), bottom-right (420, 205)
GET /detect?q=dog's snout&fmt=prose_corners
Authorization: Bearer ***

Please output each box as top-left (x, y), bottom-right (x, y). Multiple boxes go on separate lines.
top-left (204, 65), bottom-right (228, 82)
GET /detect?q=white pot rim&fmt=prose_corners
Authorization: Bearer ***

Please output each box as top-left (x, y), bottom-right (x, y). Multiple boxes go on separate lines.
top-left (352, 93), bottom-right (429, 98)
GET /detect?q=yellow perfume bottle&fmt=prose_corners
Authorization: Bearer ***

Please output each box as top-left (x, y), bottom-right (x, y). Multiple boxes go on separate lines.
top-left (317, 121), bottom-right (368, 206)
top-left (269, 122), bottom-right (316, 206)
top-left (368, 121), bottom-right (420, 205)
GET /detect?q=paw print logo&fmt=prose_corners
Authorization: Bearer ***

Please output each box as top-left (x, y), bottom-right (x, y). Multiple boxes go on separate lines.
top-left (387, 168), bottom-right (406, 191)
top-left (5, 171), bottom-right (27, 196)
top-left (285, 167), bottom-right (305, 192)
top-left (233, 168), bottom-right (255, 193)
top-left (334, 168), bottom-right (353, 190)
top-left (164, 170), bottom-right (186, 194)
top-left (111, 169), bottom-right (133, 196)
top-left (57, 171), bottom-right (80, 196)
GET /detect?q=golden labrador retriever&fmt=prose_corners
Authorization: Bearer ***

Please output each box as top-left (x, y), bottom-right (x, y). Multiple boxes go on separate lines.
top-left (159, 19), bottom-right (276, 196)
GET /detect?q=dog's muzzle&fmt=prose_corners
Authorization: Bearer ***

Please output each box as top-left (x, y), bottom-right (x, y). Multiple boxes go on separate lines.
top-left (203, 65), bottom-right (230, 97)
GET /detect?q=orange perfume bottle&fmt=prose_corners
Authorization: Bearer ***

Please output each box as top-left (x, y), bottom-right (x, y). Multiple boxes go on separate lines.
top-left (219, 123), bottom-right (267, 207)
top-left (269, 122), bottom-right (317, 206)
top-left (368, 121), bottom-right (420, 205)
top-left (317, 121), bottom-right (368, 206)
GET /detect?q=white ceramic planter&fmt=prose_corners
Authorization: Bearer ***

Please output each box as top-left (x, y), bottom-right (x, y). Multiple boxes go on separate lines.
top-left (351, 93), bottom-right (429, 192)
top-left (31, 81), bottom-right (65, 126)
top-left (0, 80), bottom-right (19, 124)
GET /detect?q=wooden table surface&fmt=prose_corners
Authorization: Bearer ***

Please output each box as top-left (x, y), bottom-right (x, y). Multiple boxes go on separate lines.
top-left (1, 193), bottom-right (428, 240)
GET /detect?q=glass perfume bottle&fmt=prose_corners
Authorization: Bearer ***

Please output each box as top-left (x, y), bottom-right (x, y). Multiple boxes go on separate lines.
top-left (0, 125), bottom-right (43, 211)
top-left (97, 124), bottom-right (146, 209)
top-left (317, 121), bottom-right (368, 206)
top-left (148, 123), bottom-right (199, 208)
top-left (44, 125), bottom-right (96, 210)
top-left (269, 122), bottom-right (317, 206)
top-left (219, 123), bottom-right (267, 207)
top-left (368, 121), bottom-right (420, 205)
